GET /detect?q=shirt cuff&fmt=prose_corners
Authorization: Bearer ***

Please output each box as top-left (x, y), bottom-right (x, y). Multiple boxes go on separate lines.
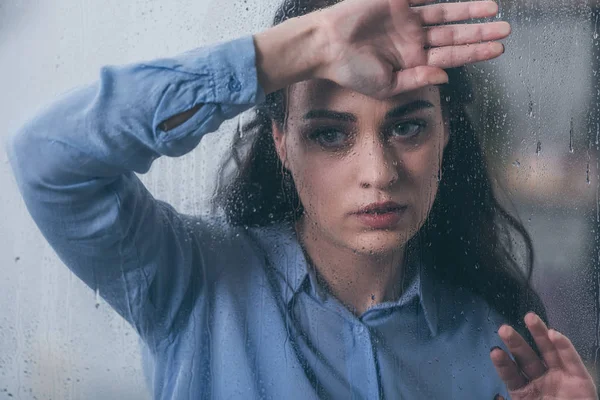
top-left (209, 35), bottom-right (267, 106)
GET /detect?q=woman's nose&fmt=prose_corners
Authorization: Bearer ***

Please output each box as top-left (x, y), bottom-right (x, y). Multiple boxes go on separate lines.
top-left (356, 138), bottom-right (399, 190)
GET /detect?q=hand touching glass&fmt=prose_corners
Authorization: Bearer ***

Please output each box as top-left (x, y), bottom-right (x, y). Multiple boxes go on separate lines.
top-left (256, 0), bottom-right (511, 98)
top-left (491, 313), bottom-right (598, 400)
top-left (313, 0), bottom-right (510, 98)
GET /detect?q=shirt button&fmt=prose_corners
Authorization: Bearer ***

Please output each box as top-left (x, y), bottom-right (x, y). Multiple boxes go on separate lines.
top-left (228, 75), bottom-right (241, 92)
top-left (354, 324), bottom-right (365, 335)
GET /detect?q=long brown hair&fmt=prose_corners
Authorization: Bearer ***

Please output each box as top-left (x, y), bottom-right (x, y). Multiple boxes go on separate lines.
top-left (218, 0), bottom-right (547, 340)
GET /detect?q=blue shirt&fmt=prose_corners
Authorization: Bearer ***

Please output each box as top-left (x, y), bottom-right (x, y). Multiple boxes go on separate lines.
top-left (7, 35), bottom-right (512, 399)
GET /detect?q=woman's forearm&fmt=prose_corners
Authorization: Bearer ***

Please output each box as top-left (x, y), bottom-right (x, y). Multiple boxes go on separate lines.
top-left (254, 12), bottom-right (329, 95)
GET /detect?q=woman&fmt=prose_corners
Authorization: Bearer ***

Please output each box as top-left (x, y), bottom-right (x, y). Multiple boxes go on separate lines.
top-left (7, 0), bottom-right (597, 398)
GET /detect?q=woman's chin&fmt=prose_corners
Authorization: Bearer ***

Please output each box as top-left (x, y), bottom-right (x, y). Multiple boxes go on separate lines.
top-left (348, 230), bottom-right (412, 255)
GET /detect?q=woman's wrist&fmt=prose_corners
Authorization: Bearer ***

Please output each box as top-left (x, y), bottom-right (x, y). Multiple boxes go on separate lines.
top-left (253, 12), bottom-right (330, 95)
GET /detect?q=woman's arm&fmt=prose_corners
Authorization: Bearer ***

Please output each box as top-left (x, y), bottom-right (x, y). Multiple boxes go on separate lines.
top-left (255, 0), bottom-right (510, 100)
top-left (6, 0), bottom-right (508, 345)
top-left (6, 35), bottom-right (279, 344)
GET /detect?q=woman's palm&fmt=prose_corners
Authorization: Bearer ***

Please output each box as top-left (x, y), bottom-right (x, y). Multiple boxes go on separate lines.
top-left (509, 371), bottom-right (596, 399)
top-left (316, 0), bottom-right (510, 98)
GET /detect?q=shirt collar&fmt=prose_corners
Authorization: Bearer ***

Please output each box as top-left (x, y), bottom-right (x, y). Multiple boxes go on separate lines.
top-left (249, 222), bottom-right (439, 336)
top-left (409, 242), bottom-right (439, 336)
top-left (248, 222), bottom-right (308, 299)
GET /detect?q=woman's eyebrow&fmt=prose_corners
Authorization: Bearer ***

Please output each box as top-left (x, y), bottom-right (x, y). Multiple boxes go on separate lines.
top-left (302, 109), bottom-right (357, 122)
top-left (384, 100), bottom-right (435, 119)
top-left (302, 100), bottom-right (435, 122)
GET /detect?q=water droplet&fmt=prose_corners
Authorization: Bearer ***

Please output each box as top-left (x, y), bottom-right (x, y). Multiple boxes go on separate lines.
top-left (586, 162), bottom-right (591, 185)
top-left (569, 118), bottom-right (575, 153)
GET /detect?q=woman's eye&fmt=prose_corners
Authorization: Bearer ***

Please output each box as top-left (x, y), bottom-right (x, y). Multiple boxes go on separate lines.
top-left (310, 129), bottom-right (348, 148)
top-left (390, 121), bottom-right (426, 138)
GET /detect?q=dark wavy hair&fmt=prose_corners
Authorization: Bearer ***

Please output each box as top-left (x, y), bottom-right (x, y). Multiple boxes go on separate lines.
top-left (218, 0), bottom-right (547, 340)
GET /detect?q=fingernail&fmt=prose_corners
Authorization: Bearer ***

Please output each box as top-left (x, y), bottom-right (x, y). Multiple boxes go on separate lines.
top-left (549, 329), bottom-right (562, 339)
top-left (501, 44), bottom-right (506, 54)
top-left (497, 324), bottom-right (510, 335)
top-left (499, 22), bottom-right (512, 36)
top-left (524, 311), bottom-right (537, 325)
top-left (431, 73), bottom-right (449, 86)
top-left (490, 346), bottom-right (502, 353)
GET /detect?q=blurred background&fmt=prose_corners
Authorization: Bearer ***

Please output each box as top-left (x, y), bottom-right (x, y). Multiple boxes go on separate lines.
top-left (0, 0), bottom-right (598, 398)
top-left (468, 0), bottom-right (600, 383)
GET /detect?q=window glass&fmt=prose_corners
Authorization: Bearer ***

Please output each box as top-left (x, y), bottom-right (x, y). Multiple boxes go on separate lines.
top-left (0, 0), bottom-right (598, 398)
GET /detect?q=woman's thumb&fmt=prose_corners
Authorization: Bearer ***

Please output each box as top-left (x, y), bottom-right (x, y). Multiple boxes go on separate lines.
top-left (389, 66), bottom-right (449, 97)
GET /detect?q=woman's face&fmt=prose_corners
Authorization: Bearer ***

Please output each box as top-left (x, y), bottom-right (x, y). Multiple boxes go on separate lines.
top-left (273, 80), bottom-right (449, 256)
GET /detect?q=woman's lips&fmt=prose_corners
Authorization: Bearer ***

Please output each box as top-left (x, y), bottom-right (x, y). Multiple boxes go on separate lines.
top-left (353, 204), bottom-right (408, 229)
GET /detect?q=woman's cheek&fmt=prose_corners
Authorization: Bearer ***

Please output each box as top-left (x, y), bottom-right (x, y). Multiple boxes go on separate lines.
top-left (292, 164), bottom-right (324, 216)
top-left (303, 164), bottom-right (344, 221)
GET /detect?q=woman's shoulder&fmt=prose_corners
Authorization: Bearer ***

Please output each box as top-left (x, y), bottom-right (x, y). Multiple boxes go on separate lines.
top-left (434, 279), bottom-right (508, 335)
top-left (175, 211), bottom-right (298, 268)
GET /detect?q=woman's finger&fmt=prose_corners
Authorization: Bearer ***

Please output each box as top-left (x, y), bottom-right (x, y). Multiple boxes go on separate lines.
top-left (490, 347), bottom-right (528, 391)
top-left (425, 22), bottom-right (511, 48)
top-left (524, 312), bottom-right (563, 370)
top-left (416, 1), bottom-right (499, 26)
top-left (427, 42), bottom-right (504, 69)
top-left (549, 329), bottom-right (592, 378)
top-left (498, 324), bottom-right (547, 381)
top-left (387, 66), bottom-right (449, 97)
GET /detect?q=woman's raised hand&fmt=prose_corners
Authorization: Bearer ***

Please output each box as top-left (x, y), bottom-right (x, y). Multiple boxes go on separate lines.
top-left (313, 0), bottom-right (510, 99)
top-left (491, 312), bottom-right (598, 400)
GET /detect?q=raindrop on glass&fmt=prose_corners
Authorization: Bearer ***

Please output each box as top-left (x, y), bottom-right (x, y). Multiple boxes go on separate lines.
top-left (95, 287), bottom-right (100, 309)
top-left (569, 118), bottom-right (575, 153)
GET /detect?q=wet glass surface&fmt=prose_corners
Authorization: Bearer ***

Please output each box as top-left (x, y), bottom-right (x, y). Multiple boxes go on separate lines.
top-left (0, 0), bottom-right (598, 398)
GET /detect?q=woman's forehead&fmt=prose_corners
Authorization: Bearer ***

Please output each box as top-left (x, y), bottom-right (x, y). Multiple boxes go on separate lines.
top-left (287, 79), bottom-right (442, 117)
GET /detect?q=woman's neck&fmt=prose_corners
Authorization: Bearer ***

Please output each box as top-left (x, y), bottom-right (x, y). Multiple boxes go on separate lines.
top-left (296, 218), bottom-right (406, 316)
